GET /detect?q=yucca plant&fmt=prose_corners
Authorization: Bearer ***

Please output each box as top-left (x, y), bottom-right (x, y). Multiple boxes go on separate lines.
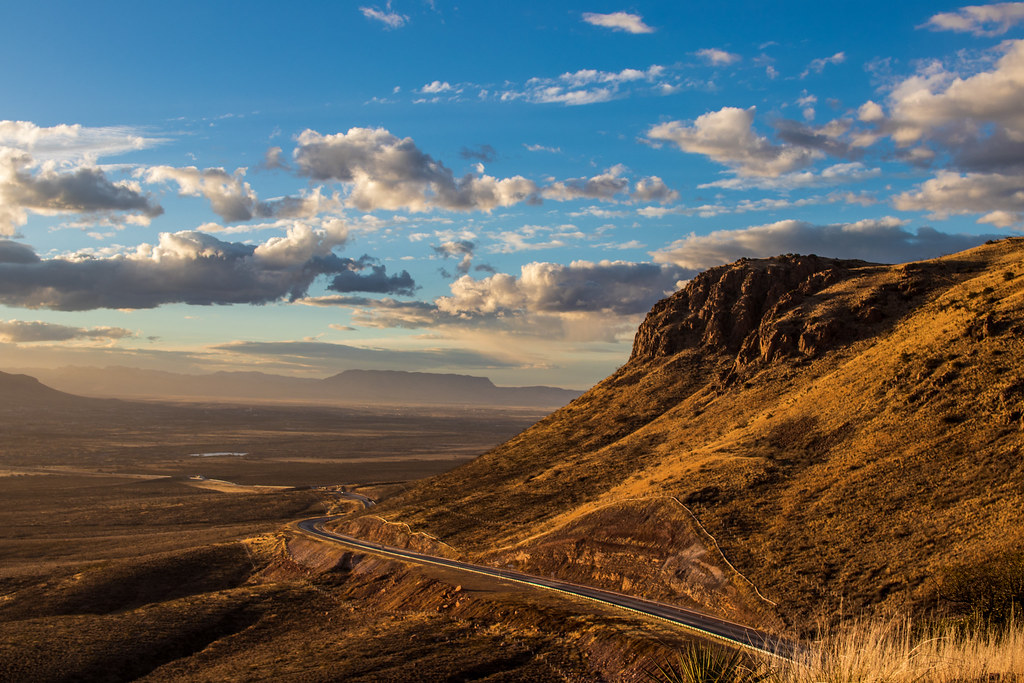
top-left (644, 643), bottom-right (777, 683)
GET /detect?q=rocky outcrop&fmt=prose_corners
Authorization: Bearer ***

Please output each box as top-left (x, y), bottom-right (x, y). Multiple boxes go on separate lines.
top-left (630, 255), bottom-right (878, 366)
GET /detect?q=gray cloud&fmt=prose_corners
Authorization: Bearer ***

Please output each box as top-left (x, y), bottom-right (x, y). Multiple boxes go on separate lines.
top-left (773, 119), bottom-right (860, 160)
top-left (459, 144), bottom-right (497, 162)
top-left (0, 319), bottom-right (135, 343)
top-left (652, 217), bottom-right (999, 269)
top-left (1, 150), bottom-right (163, 235)
top-left (0, 240), bottom-right (41, 264)
top-left (432, 239), bottom-right (476, 276)
top-left (328, 256), bottom-right (416, 296)
top-left (0, 225), bottom-right (416, 311)
top-left (542, 165), bottom-right (630, 201)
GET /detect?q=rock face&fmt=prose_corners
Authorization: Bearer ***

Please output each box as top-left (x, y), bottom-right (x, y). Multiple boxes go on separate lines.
top-left (630, 255), bottom-right (873, 365)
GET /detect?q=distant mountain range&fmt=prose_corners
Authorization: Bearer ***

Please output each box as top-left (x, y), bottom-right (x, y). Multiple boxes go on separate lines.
top-left (13, 366), bottom-right (583, 409)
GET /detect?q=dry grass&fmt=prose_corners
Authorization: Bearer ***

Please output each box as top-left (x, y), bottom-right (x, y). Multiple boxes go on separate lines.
top-left (768, 618), bottom-right (1024, 682)
top-left (646, 620), bottom-right (1023, 682)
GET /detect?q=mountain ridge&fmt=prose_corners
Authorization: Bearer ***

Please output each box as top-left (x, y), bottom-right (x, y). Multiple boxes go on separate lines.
top-left (351, 238), bottom-right (1024, 634)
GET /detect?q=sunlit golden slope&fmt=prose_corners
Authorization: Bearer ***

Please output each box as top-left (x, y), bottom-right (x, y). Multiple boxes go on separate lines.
top-left (360, 238), bottom-right (1024, 632)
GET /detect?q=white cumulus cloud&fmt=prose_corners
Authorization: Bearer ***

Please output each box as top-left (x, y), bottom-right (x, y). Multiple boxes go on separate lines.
top-left (893, 170), bottom-right (1024, 226)
top-left (293, 127), bottom-right (539, 212)
top-left (646, 106), bottom-right (822, 177)
top-left (923, 3), bottom-right (1024, 36)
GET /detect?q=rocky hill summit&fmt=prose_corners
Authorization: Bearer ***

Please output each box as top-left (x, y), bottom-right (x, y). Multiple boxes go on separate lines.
top-left (344, 238), bottom-right (1024, 635)
top-left (630, 253), bottom-right (961, 369)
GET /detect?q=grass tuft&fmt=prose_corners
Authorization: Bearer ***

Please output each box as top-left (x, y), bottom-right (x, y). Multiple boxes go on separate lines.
top-left (644, 643), bottom-right (775, 682)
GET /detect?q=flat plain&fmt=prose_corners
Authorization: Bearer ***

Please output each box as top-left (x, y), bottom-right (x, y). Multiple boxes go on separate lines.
top-left (2, 395), bottom-right (646, 681)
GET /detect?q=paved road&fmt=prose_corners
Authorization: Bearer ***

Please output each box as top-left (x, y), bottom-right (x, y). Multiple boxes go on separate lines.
top-left (331, 491), bottom-right (376, 508)
top-left (295, 515), bottom-right (798, 659)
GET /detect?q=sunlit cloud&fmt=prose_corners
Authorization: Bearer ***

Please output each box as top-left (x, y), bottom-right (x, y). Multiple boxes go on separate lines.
top-left (646, 106), bottom-right (822, 177)
top-left (893, 170), bottom-right (1024, 226)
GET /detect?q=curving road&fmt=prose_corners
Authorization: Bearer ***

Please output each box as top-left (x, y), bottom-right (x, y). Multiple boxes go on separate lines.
top-left (295, 515), bottom-right (798, 659)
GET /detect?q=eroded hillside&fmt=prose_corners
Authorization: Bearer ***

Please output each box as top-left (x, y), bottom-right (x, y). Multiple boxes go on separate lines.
top-left (342, 238), bottom-right (1024, 633)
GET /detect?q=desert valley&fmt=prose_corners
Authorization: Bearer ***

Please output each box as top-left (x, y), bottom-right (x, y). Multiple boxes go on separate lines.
top-left (6, 2), bottom-right (1024, 680)
top-left (3, 239), bottom-right (1024, 680)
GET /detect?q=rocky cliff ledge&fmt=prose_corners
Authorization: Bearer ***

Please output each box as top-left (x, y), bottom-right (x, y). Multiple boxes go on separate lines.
top-left (629, 254), bottom-right (940, 367)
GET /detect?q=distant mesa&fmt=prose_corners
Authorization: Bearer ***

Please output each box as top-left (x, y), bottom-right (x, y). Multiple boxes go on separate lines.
top-left (0, 370), bottom-right (100, 409)
top-left (14, 366), bottom-right (583, 409)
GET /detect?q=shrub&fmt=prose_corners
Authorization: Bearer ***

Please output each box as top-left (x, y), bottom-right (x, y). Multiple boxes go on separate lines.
top-left (938, 547), bottom-right (1024, 626)
top-left (644, 644), bottom-right (775, 683)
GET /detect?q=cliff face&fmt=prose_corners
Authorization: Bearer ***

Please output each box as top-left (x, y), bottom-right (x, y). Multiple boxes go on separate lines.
top-left (631, 255), bottom-right (862, 361)
top-left (361, 238), bottom-right (1024, 633)
top-left (629, 254), bottom-right (948, 367)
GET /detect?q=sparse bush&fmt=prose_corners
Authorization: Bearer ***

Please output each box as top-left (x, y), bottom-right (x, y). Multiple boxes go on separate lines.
top-left (938, 548), bottom-right (1024, 626)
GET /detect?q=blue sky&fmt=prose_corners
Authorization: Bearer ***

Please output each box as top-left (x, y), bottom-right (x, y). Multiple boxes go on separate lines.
top-left (1, 1), bottom-right (1022, 388)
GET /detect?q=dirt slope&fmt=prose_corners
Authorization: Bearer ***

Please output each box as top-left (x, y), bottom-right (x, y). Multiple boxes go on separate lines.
top-left (357, 238), bottom-right (1024, 632)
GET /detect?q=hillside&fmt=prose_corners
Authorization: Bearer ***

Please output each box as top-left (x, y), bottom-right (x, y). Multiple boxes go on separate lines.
top-left (22, 367), bottom-right (582, 408)
top-left (350, 238), bottom-right (1024, 633)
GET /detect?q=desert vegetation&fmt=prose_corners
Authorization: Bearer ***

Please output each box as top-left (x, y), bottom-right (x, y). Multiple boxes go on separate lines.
top-left (648, 619), bottom-right (1023, 682)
